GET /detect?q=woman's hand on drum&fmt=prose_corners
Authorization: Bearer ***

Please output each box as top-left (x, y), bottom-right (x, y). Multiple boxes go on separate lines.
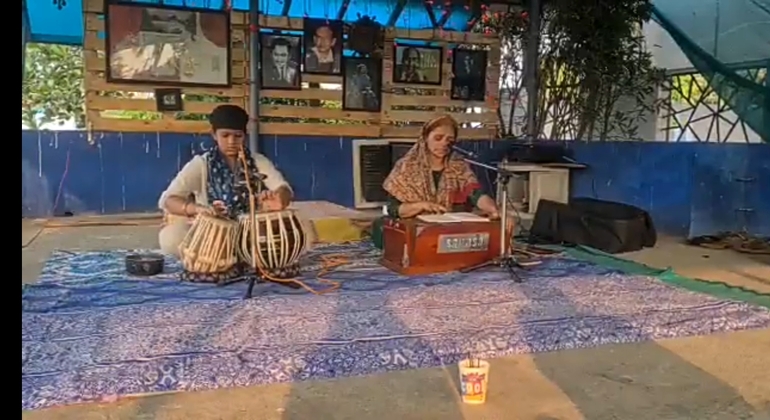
top-left (191, 205), bottom-right (215, 216)
top-left (211, 200), bottom-right (228, 215)
top-left (259, 190), bottom-right (284, 211)
top-left (191, 201), bottom-right (227, 217)
top-left (418, 202), bottom-right (447, 214)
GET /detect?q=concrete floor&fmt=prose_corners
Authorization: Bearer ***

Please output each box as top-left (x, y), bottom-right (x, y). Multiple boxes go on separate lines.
top-left (21, 218), bottom-right (770, 420)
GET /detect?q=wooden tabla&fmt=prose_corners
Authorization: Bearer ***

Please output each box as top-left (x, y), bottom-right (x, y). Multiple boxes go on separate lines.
top-left (178, 214), bottom-right (239, 274)
top-left (237, 210), bottom-right (307, 278)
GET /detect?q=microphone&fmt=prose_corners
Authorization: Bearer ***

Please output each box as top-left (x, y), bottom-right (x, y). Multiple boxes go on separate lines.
top-left (450, 144), bottom-right (479, 159)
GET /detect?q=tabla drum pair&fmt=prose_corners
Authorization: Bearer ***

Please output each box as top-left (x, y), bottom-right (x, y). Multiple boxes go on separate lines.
top-left (177, 210), bottom-right (307, 281)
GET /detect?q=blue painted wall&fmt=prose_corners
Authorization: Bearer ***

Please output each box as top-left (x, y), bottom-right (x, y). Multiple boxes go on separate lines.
top-left (21, 130), bottom-right (770, 238)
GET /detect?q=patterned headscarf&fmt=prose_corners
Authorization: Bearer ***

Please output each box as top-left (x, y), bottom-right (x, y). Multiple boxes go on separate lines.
top-left (383, 115), bottom-right (481, 209)
top-left (205, 145), bottom-right (264, 219)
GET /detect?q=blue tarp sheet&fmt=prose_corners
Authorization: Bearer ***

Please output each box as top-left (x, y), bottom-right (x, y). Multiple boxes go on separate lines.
top-left (27, 0), bottom-right (473, 45)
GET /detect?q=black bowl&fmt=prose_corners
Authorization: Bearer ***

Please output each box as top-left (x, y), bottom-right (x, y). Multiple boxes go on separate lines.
top-left (125, 253), bottom-right (165, 276)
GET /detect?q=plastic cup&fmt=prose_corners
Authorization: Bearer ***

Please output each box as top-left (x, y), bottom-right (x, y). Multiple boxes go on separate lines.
top-left (458, 359), bottom-right (490, 404)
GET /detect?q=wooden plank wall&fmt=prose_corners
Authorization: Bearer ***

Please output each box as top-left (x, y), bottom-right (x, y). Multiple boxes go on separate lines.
top-left (256, 17), bottom-right (500, 139)
top-left (380, 25), bottom-right (501, 140)
top-left (82, 0), bottom-right (249, 134)
top-left (254, 18), bottom-right (378, 137)
top-left (82, 3), bottom-right (501, 139)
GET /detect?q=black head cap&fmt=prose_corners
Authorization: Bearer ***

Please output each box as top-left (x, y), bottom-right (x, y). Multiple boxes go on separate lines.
top-left (209, 104), bottom-right (249, 132)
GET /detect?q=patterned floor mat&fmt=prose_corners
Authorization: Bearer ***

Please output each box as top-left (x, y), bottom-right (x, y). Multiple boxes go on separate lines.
top-left (22, 242), bottom-right (770, 410)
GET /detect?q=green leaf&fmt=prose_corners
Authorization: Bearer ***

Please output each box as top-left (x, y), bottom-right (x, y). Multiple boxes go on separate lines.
top-left (22, 43), bottom-right (85, 129)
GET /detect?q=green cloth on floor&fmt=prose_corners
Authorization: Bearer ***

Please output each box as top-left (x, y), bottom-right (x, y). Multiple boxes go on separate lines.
top-left (560, 245), bottom-right (770, 309)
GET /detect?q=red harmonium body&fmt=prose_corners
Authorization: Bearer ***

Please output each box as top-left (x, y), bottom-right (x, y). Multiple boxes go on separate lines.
top-left (380, 217), bottom-right (504, 276)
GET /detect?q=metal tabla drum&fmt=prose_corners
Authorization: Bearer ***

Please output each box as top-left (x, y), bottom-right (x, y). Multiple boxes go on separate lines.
top-left (237, 210), bottom-right (307, 278)
top-left (178, 214), bottom-right (239, 275)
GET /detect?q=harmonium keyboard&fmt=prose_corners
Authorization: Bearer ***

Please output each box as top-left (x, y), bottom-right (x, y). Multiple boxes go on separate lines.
top-left (380, 213), bottom-right (508, 276)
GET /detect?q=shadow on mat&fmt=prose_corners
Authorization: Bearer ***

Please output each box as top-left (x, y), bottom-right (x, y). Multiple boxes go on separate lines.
top-left (512, 276), bottom-right (760, 420)
top-left (22, 282), bottom-right (251, 420)
top-left (280, 291), bottom-right (466, 420)
top-left (25, 259), bottom-right (758, 420)
top-left (278, 264), bottom-right (762, 420)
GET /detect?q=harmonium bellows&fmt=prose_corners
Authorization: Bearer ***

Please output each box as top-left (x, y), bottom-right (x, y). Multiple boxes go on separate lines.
top-left (380, 217), bottom-right (505, 276)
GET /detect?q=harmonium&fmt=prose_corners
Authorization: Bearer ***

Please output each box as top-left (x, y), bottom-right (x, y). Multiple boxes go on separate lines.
top-left (380, 214), bottom-right (508, 276)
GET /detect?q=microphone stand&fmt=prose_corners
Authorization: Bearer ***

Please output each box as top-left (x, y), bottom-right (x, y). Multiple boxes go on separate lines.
top-left (458, 156), bottom-right (522, 283)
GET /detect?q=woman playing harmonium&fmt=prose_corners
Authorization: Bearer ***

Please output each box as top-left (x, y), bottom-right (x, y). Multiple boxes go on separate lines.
top-left (372, 115), bottom-right (513, 247)
top-left (157, 104), bottom-right (294, 258)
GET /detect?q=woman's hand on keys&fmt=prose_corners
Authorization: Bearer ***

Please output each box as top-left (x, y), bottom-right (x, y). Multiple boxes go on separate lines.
top-left (419, 202), bottom-right (447, 214)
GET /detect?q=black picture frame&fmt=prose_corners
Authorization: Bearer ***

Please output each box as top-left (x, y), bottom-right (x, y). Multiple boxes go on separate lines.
top-left (259, 33), bottom-right (303, 91)
top-left (342, 57), bottom-right (382, 112)
top-left (392, 44), bottom-right (444, 86)
top-left (302, 18), bottom-right (344, 75)
top-left (104, 0), bottom-right (232, 88)
top-left (450, 48), bottom-right (488, 101)
top-left (155, 88), bottom-right (183, 111)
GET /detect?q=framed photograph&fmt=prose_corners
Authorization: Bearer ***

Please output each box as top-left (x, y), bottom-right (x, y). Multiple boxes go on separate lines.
top-left (260, 33), bottom-right (302, 90)
top-left (343, 57), bottom-right (382, 112)
top-left (392, 44), bottom-right (443, 85)
top-left (155, 88), bottom-right (183, 111)
top-left (105, 1), bottom-right (231, 87)
top-left (303, 18), bottom-right (343, 75)
top-left (451, 49), bottom-right (488, 101)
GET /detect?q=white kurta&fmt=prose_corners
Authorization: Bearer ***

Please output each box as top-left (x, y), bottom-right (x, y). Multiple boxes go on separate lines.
top-left (157, 152), bottom-right (298, 256)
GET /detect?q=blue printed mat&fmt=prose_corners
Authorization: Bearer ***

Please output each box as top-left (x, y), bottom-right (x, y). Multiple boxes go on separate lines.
top-left (22, 243), bottom-right (770, 410)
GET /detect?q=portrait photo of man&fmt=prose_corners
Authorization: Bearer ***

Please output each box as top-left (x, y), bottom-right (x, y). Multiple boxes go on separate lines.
top-left (303, 18), bottom-right (343, 75)
top-left (343, 58), bottom-right (382, 112)
top-left (393, 45), bottom-right (443, 85)
top-left (451, 49), bottom-right (488, 101)
top-left (260, 34), bottom-right (301, 90)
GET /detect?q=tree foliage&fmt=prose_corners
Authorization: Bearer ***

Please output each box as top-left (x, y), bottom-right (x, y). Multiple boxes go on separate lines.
top-left (484, 0), bottom-right (664, 141)
top-left (20, 42), bottom-right (343, 128)
top-left (22, 43), bottom-right (86, 129)
top-left (669, 74), bottom-right (719, 105)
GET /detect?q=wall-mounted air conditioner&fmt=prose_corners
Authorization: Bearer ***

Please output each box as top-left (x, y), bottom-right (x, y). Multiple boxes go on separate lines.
top-left (351, 139), bottom-right (415, 209)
